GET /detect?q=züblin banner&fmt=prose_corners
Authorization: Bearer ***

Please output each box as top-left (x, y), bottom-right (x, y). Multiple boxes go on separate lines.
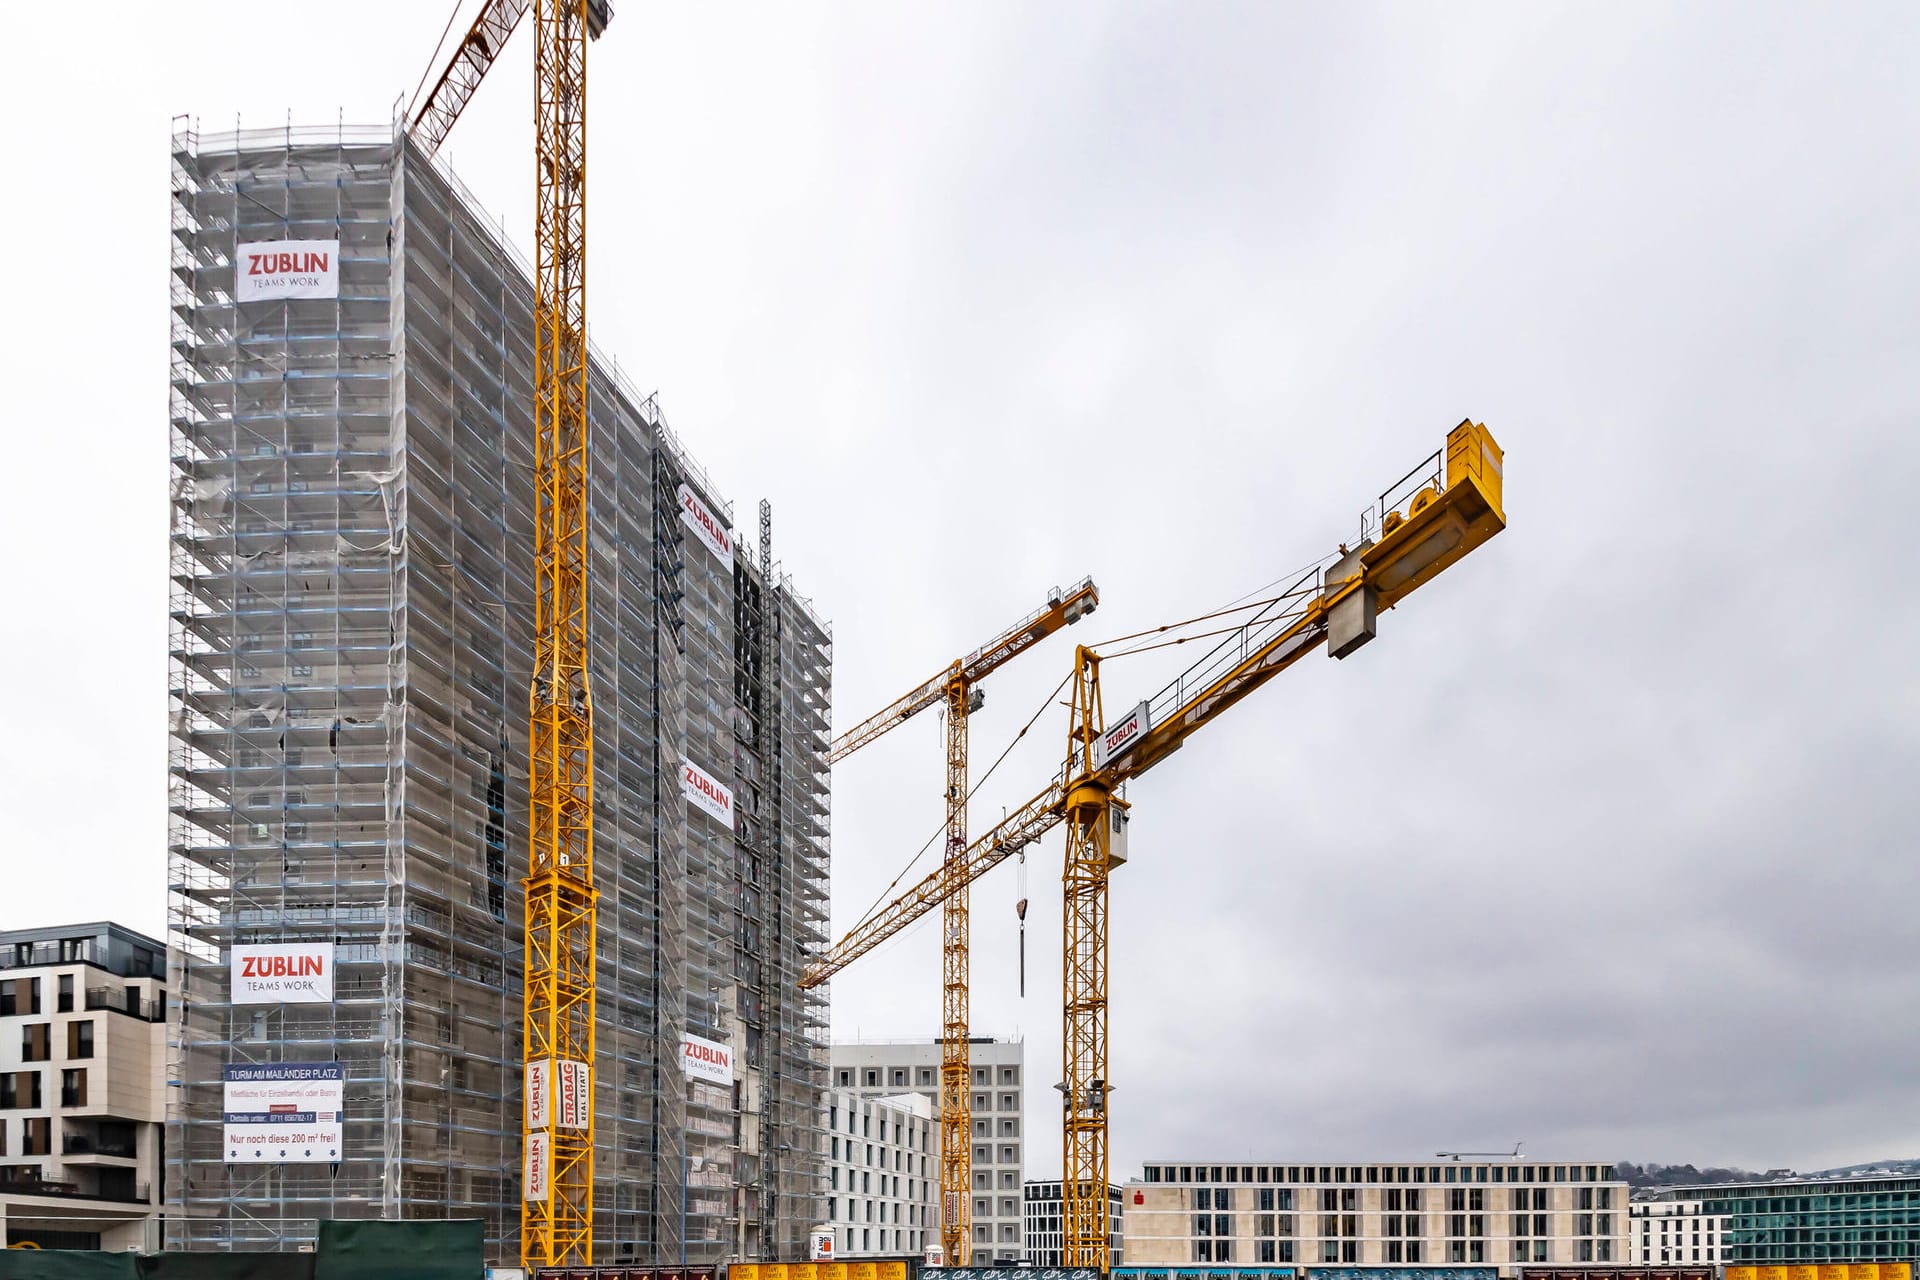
top-left (230, 942), bottom-right (333, 1004)
top-left (235, 239), bottom-right (340, 303)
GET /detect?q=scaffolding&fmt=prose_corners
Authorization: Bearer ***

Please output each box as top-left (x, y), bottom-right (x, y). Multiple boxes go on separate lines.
top-left (165, 119), bottom-right (831, 1263)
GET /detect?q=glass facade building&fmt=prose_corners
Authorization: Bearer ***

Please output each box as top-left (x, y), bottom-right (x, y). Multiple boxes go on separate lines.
top-left (1651, 1176), bottom-right (1920, 1264)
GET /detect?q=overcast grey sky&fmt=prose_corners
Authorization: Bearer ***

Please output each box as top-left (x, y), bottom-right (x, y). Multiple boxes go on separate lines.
top-left (2, 2), bottom-right (1915, 1182)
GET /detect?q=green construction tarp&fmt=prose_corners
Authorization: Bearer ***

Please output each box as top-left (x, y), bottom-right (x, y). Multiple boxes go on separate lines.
top-left (140, 1253), bottom-right (311, 1280)
top-left (0, 1252), bottom-right (139, 1280)
top-left (312, 1219), bottom-right (484, 1280)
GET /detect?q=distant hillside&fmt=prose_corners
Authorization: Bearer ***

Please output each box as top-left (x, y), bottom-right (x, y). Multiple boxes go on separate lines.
top-left (1619, 1159), bottom-right (1920, 1189)
top-left (1617, 1162), bottom-right (1794, 1189)
top-left (1806, 1159), bottom-right (1920, 1179)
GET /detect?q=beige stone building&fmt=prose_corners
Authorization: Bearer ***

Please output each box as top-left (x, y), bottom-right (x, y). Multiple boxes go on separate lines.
top-left (0, 922), bottom-right (168, 1251)
top-left (1122, 1159), bottom-right (1628, 1275)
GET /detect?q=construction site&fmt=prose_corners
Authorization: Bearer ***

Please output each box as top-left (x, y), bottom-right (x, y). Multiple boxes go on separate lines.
top-left (150, 3), bottom-right (1511, 1277)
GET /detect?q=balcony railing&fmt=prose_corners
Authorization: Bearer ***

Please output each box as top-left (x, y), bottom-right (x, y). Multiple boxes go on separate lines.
top-left (85, 987), bottom-right (164, 1022)
top-left (63, 1134), bottom-right (138, 1159)
top-left (0, 1171), bottom-right (149, 1203)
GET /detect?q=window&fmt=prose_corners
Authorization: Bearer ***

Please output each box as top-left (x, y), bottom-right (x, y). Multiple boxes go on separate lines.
top-left (838, 1070), bottom-right (851, 1087)
top-left (60, 1068), bottom-right (87, 1108)
top-left (21, 1024), bottom-right (50, 1063)
top-left (864, 1070), bottom-right (878, 1087)
top-left (57, 975), bottom-right (74, 1013)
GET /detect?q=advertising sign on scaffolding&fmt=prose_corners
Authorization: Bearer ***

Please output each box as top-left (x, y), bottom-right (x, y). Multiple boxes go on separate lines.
top-left (677, 483), bottom-right (735, 572)
top-left (681, 758), bottom-right (736, 829)
top-left (222, 1062), bottom-right (342, 1163)
top-left (680, 1033), bottom-right (735, 1086)
top-left (525, 1058), bottom-right (552, 1130)
top-left (230, 942), bottom-right (334, 1004)
top-left (556, 1059), bottom-right (589, 1131)
top-left (809, 1230), bottom-right (836, 1261)
top-left (235, 239), bottom-right (341, 303)
top-left (523, 1128), bottom-right (550, 1202)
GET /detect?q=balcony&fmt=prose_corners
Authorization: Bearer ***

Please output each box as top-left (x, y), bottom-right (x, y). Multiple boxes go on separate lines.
top-left (62, 1134), bottom-right (138, 1162)
top-left (0, 1168), bottom-right (149, 1204)
top-left (85, 987), bottom-right (165, 1022)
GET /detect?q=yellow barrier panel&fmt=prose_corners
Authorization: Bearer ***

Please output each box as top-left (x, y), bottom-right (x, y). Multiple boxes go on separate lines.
top-left (1761, 1265), bottom-right (1790, 1280)
top-left (1792, 1264), bottom-right (1820, 1280)
top-left (877, 1264), bottom-right (908, 1280)
top-left (849, 1263), bottom-right (878, 1280)
top-left (1822, 1265), bottom-right (1850, 1280)
top-left (790, 1265), bottom-right (818, 1280)
top-left (820, 1265), bottom-right (848, 1280)
top-left (733, 1266), bottom-right (760, 1280)
top-left (1727, 1266), bottom-right (1758, 1280)
top-left (1881, 1264), bottom-right (1912, 1280)
top-left (764, 1264), bottom-right (788, 1280)
top-left (1852, 1266), bottom-right (1881, 1280)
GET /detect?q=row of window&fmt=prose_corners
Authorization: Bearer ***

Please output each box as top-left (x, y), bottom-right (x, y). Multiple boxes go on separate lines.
top-left (1192, 1239), bottom-right (1618, 1264)
top-left (1179, 1209), bottom-right (1615, 1240)
top-left (0, 1068), bottom-right (89, 1110)
top-left (825, 1197), bottom-right (922, 1226)
top-left (826, 1102), bottom-right (929, 1149)
top-left (16, 1020), bottom-right (95, 1064)
top-left (828, 1136), bottom-right (927, 1175)
top-left (1190, 1186), bottom-right (1611, 1213)
top-left (1150, 1163), bottom-right (1617, 1186)
top-left (837, 1065), bottom-right (1021, 1089)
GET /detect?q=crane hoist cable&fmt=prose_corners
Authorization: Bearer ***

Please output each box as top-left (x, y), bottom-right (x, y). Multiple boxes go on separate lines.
top-left (843, 665), bottom-right (1073, 938)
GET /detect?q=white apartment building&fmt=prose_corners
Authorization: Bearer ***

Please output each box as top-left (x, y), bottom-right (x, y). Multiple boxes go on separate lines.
top-left (1629, 1197), bottom-right (1730, 1266)
top-left (823, 1090), bottom-right (934, 1258)
top-left (1025, 1179), bottom-right (1123, 1266)
top-left (831, 1039), bottom-right (1026, 1265)
top-left (0, 923), bottom-right (168, 1251)
top-left (1124, 1159), bottom-right (1629, 1275)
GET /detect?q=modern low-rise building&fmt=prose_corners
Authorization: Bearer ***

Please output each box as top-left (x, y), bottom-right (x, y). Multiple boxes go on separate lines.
top-left (831, 1039), bottom-right (1026, 1264)
top-left (1123, 1159), bottom-right (1628, 1274)
top-left (1629, 1196), bottom-right (1730, 1266)
top-left (1644, 1173), bottom-right (1920, 1266)
top-left (1025, 1179), bottom-right (1123, 1266)
top-left (823, 1090), bottom-right (934, 1258)
top-left (0, 923), bottom-right (168, 1251)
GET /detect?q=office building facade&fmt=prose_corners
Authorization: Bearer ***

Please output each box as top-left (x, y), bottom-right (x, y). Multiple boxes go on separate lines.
top-left (1025, 1179), bottom-right (1123, 1266)
top-left (1629, 1196), bottom-right (1730, 1266)
top-left (831, 1039), bottom-right (1026, 1264)
top-left (1647, 1174), bottom-right (1920, 1265)
top-left (0, 923), bottom-right (168, 1251)
top-left (165, 120), bottom-right (831, 1262)
top-left (1124, 1160), bottom-right (1629, 1274)
top-left (823, 1090), bottom-right (934, 1258)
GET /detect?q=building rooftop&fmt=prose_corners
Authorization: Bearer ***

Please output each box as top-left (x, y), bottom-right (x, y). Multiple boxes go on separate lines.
top-left (0, 921), bottom-right (166, 980)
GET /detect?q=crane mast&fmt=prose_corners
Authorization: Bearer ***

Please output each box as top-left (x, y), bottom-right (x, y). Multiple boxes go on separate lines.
top-left (803, 421), bottom-right (1508, 1272)
top-left (832, 579), bottom-right (1097, 1265)
top-left (411, 0), bottom-right (610, 1267)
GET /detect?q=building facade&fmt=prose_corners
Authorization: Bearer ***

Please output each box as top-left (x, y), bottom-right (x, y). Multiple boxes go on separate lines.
top-left (1629, 1197), bottom-right (1729, 1266)
top-left (0, 923), bottom-right (168, 1251)
top-left (1025, 1179), bottom-right (1123, 1266)
top-left (831, 1040), bottom-right (1026, 1264)
top-left (823, 1091), bottom-right (934, 1258)
top-left (1646, 1174), bottom-right (1920, 1265)
top-left (165, 120), bottom-right (832, 1263)
top-left (1123, 1160), bottom-right (1628, 1274)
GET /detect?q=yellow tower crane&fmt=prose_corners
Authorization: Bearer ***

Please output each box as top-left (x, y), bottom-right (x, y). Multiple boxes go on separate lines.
top-left (802, 421), bottom-right (1507, 1272)
top-left (410, 0), bottom-right (612, 1267)
top-left (832, 579), bottom-right (1100, 1266)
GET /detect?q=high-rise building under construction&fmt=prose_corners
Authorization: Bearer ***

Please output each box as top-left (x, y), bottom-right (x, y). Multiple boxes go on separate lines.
top-left (165, 121), bottom-right (831, 1262)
